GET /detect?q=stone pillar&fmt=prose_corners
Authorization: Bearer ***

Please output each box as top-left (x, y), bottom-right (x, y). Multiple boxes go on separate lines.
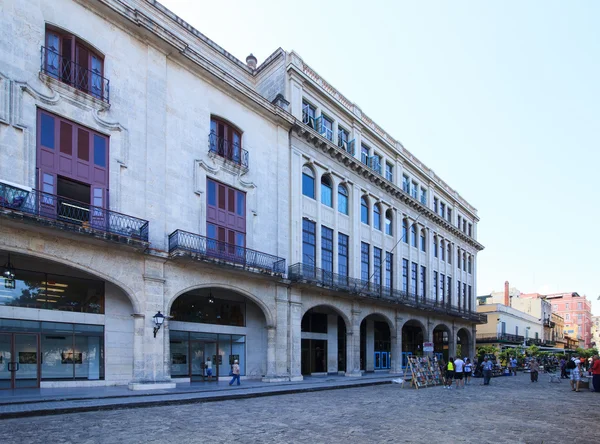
top-left (449, 323), bottom-right (457, 358)
top-left (471, 324), bottom-right (477, 359)
top-left (390, 316), bottom-right (404, 374)
top-left (289, 289), bottom-right (303, 381)
top-left (346, 309), bottom-right (362, 377)
top-left (263, 326), bottom-right (277, 380)
top-left (327, 314), bottom-right (338, 374)
top-left (366, 319), bottom-right (374, 371)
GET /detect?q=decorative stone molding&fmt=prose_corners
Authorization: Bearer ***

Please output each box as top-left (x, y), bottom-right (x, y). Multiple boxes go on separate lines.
top-left (0, 72), bottom-right (10, 125)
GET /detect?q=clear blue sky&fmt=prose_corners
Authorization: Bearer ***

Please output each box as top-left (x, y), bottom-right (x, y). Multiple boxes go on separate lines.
top-left (160, 0), bottom-right (600, 315)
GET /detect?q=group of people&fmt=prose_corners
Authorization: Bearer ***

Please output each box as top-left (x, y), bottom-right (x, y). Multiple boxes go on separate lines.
top-left (564, 355), bottom-right (600, 393)
top-left (203, 357), bottom-right (241, 386)
top-left (441, 356), bottom-right (475, 389)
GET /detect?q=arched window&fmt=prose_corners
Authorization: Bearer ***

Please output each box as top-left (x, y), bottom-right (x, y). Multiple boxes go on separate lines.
top-left (402, 219), bottom-right (408, 243)
top-left (361, 196), bottom-right (369, 224)
top-left (373, 204), bottom-right (381, 230)
top-left (447, 243), bottom-right (452, 264)
top-left (433, 236), bottom-right (438, 257)
top-left (385, 209), bottom-right (393, 235)
top-left (321, 175), bottom-right (333, 207)
top-left (410, 224), bottom-right (417, 247)
top-left (420, 229), bottom-right (426, 252)
top-left (338, 184), bottom-right (348, 215)
top-left (302, 165), bottom-right (315, 199)
top-left (468, 255), bottom-right (472, 274)
top-left (210, 116), bottom-right (243, 165)
top-left (440, 240), bottom-right (445, 260)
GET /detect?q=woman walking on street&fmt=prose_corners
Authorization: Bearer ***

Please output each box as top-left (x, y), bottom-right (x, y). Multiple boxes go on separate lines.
top-left (570, 358), bottom-right (581, 392)
top-left (530, 358), bottom-right (539, 382)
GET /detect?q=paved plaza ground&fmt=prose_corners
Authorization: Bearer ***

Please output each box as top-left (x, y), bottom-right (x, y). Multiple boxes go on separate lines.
top-left (2, 373), bottom-right (599, 444)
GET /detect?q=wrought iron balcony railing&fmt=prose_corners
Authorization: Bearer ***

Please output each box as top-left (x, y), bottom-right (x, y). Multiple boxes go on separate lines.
top-left (0, 182), bottom-right (148, 242)
top-left (288, 263), bottom-right (486, 323)
top-left (208, 133), bottom-right (249, 170)
top-left (475, 333), bottom-right (525, 343)
top-left (40, 46), bottom-right (110, 103)
top-left (526, 338), bottom-right (543, 346)
top-left (169, 229), bottom-right (285, 275)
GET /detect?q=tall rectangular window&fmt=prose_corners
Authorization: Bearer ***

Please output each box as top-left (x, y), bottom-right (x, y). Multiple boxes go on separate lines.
top-left (420, 188), bottom-right (427, 205)
top-left (302, 101), bottom-right (316, 128)
top-left (457, 280), bottom-right (462, 310)
top-left (411, 181), bottom-right (418, 199)
top-left (468, 223), bottom-right (473, 237)
top-left (361, 145), bottom-right (369, 165)
top-left (447, 276), bottom-right (452, 306)
top-left (440, 202), bottom-right (445, 218)
top-left (402, 175), bottom-right (410, 193)
top-left (410, 224), bottom-right (417, 247)
top-left (361, 242), bottom-right (370, 282)
top-left (468, 285), bottom-right (472, 312)
top-left (463, 283), bottom-right (467, 312)
top-left (402, 259), bottom-right (408, 293)
top-left (458, 215), bottom-right (462, 230)
top-left (320, 114), bottom-right (333, 141)
top-left (433, 237), bottom-right (438, 257)
top-left (321, 226), bottom-right (333, 273)
top-left (447, 208), bottom-right (452, 223)
top-left (434, 271), bottom-right (438, 303)
top-left (373, 247), bottom-right (382, 286)
top-left (302, 219), bottom-right (316, 267)
top-left (402, 219), bottom-right (408, 243)
top-left (410, 262), bottom-right (418, 295)
top-left (338, 233), bottom-right (349, 277)
top-left (420, 230), bottom-right (426, 252)
top-left (433, 197), bottom-right (438, 213)
top-left (440, 273), bottom-right (445, 305)
top-left (338, 127), bottom-right (349, 150)
top-left (207, 179), bottom-right (246, 250)
top-left (385, 162), bottom-right (393, 182)
top-left (370, 153), bottom-right (381, 174)
top-left (419, 266), bottom-right (426, 301)
top-left (385, 252), bottom-right (393, 289)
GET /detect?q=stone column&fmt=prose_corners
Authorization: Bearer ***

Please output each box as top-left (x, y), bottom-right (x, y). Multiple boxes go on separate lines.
top-left (390, 315), bottom-right (404, 374)
top-left (289, 289), bottom-right (303, 381)
top-left (449, 323), bottom-right (457, 358)
top-left (327, 314), bottom-right (338, 374)
top-left (263, 326), bottom-right (277, 380)
top-left (346, 308), bottom-right (362, 377)
top-left (366, 318), bottom-right (374, 371)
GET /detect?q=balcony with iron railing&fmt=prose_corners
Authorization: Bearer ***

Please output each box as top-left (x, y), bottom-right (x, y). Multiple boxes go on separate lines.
top-left (0, 182), bottom-right (149, 245)
top-left (168, 229), bottom-right (285, 276)
top-left (475, 333), bottom-right (525, 344)
top-left (288, 263), bottom-right (486, 323)
top-left (40, 46), bottom-right (110, 104)
top-left (208, 133), bottom-right (249, 171)
top-left (526, 338), bottom-right (543, 346)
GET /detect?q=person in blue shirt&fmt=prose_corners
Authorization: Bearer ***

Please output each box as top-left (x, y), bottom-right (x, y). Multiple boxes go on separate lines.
top-left (510, 357), bottom-right (518, 376)
top-left (481, 357), bottom-right (493, 385)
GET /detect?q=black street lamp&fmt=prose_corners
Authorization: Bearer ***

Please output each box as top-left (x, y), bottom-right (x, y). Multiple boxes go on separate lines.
top-left (153, 311), bottom-right (165, 338)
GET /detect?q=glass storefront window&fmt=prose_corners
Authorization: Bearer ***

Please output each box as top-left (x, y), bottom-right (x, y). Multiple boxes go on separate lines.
top-left (0, 319), bottom-right (104, 381)
top-left (0, 269), bottom-right (104, 314)
top-left (170, 331), bottom-right (245, 377)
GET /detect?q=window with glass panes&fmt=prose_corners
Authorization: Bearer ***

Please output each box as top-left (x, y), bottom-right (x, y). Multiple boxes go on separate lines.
top-left (411, 181), bottom-right (418, 199)
top-left (447, 243), bottom-right (451, 264)
top-left (447, 276), bottom-right (452, 306)
top-left (371, 153), bottom-right (382, 174)
top-left (338, 233), bottom-right (349, 276)
top-left (463, 283), bottom-right (467, 311)
top-left (302, 166), bottom-right (315, 199)
top-left (433, 236), bottom-right (438, 257)
top-left (361, 197), bottom-right (369, 224)
top-left (402, 175), bottom-right (410, 193)
top-left (302, 101), bottom-right (316, 128)
top-left (402, 259), bottom-right (409, 293)
top-left (338, 127), bottom-right (349, 149)
top-left (420, 188), bottom-right (427, 205)
top-left (410, 262), bottom-right (418, 295)
top-left (420, 266), bottom-right (426, 301)
top-left (410, 224), bottom-right (417, 247)
top-left (433, 197), bottom-right (438, 213)
top-left (321, 226), bottom-right (333, 273)
top-left (457, 280), bottom-right (462, 310)
top-left (361, 145), bottom-right (369, 164)
top-left (321, 175), bottom-right (333, 207)
top-left (385, 210), bottom-right (392, 235)
top-left (402, 219), bottom-right (408, 243)
top-left (374, 205), bottom-right (381, 230)
top-left (385, 252), bottom-right (393, 288)
top-left (385, 162), bottom-right (393, 181)
top-left (361, 242), bottom-right (370, 282)
top-left (338, 184), bottom-right (348, 215)
top-left (434, 271), bottom-right (438, 303)
top-left (321, 115), bottom-right (333, 140)
top-left (440, 273), bottom-right (445, 305)
top-left (420, 230), bottom-right (426, 252)
top-left (302, 218), bottom-right (316, 267)
top-left (374, 247), bottom-right (382, 286)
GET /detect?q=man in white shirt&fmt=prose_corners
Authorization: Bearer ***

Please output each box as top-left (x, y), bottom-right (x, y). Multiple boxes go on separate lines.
top-left (454, 357), bottom-right (465, 389)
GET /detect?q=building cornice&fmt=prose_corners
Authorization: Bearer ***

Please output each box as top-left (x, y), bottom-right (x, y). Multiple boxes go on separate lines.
top-left (293, 123), bottom-right (484, 251)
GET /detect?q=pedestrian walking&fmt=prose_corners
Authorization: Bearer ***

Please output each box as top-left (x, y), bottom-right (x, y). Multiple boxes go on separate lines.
top-left (570, 358), bottom-right (581, 392)
top-left (229, 359), bottom-right (241, 386)
top-left (529, 358), bottom-right (539, 383)
top-left (445, 356), bottom-right (455, 389)
top-left (454, 356), bottom-right (465, 389)
top-left (560, 358), bottom-right (567, 379)
top-left (464, 358), bottom-right (472, 386)
top-left (591, 355), bottom-right (600, 393)
top-left (205, 356), bottom-right (213, 381)
top-left (481, 357), bottom-right (493, 385)
top-left (510, 356), bottom-right (518, 376)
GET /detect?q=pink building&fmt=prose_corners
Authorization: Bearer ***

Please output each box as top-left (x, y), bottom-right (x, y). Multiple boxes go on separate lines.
top-left (520, 292), bottom-right (592, 348)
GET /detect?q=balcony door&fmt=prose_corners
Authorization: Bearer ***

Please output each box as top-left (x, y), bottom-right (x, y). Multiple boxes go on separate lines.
top-left (37, 110), bottom-right (108, 225)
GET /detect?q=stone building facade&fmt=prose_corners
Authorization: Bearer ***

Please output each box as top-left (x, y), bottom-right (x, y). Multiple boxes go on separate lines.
top-left (0, 0), bottom-right (484, 389)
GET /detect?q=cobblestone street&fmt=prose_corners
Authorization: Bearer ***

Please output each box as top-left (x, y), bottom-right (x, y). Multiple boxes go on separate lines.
top-left (2, 374), bottom-right (599, 444)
